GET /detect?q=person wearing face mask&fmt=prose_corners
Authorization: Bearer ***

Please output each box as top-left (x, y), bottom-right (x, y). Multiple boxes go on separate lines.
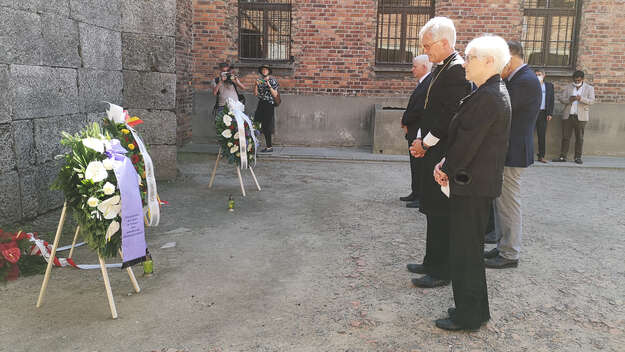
top-left (534, 69), bottom-right (554, 163)
top-left (553, 70), bottom-right (595, 164)
top-left (254, 65), bottom-right (281, 153)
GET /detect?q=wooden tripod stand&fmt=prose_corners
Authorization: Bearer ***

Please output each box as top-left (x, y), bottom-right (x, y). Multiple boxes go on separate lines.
top-left (208, 147), bottom-right (261, 196)
top-left (36, 201), bottom-right (141, 319)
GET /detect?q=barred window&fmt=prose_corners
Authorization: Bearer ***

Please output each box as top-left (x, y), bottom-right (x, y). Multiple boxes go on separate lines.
top-left (238, 0), bottom-right (292, 61)
top-left (376, 0), bottom-right (435, 64)
top-left (521, 0), bottom-right (582, 68)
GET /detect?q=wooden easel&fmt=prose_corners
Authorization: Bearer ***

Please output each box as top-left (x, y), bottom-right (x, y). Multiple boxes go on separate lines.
top-left (208, 147), bottom-right (261, 196)
top-left (36, 201), bottom-right (141, 319)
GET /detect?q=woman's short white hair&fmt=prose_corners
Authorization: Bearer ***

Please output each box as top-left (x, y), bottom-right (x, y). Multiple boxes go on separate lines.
top-left (465, 35), bottom-right (511, 73)
top-left (419, 17), bottom-right (456, 48)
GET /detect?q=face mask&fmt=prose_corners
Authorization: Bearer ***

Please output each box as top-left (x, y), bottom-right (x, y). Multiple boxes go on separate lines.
top-left (537, 76), bottom-right (544, 83)
top-left (574, 82), bottom-right (582, 87)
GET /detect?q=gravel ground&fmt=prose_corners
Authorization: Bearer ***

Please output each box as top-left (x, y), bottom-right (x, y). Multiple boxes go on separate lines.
top-left (1, 156), bottom-right (624, 352)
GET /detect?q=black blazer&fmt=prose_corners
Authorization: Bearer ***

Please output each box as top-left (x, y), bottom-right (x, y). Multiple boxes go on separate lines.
top-left (402, 73), bottom-right (432, 140)
top-left (505, 65), bottom-right (541, 167)
top-left (442, 75), bottom-right (512, 198)
top-left (542, 81), bottom-right (554, 116)
top-left (418, 52), bottom-right (472, 216)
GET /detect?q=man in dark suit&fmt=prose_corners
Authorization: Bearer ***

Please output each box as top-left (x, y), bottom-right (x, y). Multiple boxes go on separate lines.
top-left (406, 17), bottom-right (472, 288)
top-left (433, 34), bottom-right (512, 331)
top-left (484, 40), bottom-right (541, 269)
top-left (534, 68), bottom-right (554, 163)
top-left (400, 55), bottom-right (433, 208)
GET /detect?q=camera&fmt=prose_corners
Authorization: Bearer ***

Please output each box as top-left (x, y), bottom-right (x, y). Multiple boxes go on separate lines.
top-left (220, 70), bottom-right (236, 83)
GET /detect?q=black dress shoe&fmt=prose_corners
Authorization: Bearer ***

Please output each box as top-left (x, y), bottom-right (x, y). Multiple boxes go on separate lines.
top-left (552, 156), bottom-right (566, 162)
top-left (485, 255), bottom-right (518, 269)
top-left (406, 200), bottom-right (420, 208)
top-left (411, 275), bottom-right (450, 288)
top-left (435, 318), bottom-right (479, 332)
top-left (574, 158), bottom-right (583, 164)
top-left (447, 307), bottom-right (488, 324)
top-left (483, 247), bottom-right (499, 259)
top-left (406, 263), bottom-right (427, 274)
top-left (400, 193), bottom-right (417, 201)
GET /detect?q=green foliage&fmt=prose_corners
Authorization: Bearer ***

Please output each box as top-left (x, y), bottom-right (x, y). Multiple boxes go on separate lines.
top-left (215, 106), bottom-right (261, 166)
top-left (51, 123), bottom-right (122, 258)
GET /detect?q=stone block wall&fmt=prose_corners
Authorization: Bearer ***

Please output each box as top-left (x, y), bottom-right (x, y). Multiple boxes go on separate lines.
top-left (0, 0), bottom-right (179, 226)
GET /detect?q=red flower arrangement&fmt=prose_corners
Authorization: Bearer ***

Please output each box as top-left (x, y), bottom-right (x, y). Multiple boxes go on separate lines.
top-left (0, 230), bottom-right (46, 283)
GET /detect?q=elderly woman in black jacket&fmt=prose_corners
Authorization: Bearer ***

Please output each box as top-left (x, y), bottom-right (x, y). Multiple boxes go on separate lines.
top-left (433, 35), bottom-right (512, 331)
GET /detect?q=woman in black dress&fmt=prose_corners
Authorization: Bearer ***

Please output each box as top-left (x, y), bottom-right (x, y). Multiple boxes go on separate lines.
top-left (254, 65), bottom-right (280, 153)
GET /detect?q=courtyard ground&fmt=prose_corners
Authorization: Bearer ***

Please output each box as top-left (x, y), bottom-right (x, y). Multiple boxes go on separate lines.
top-left (1, 151), bottom-right (624, 351)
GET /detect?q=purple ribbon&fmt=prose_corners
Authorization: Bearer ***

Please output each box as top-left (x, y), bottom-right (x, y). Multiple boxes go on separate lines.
top-left (105, 140), bottom-right (147, 267)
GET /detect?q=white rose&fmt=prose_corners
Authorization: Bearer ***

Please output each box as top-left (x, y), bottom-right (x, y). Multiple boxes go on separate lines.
top-left (97, 195), bottom-right (121, 220)
top-left (102, 182), bottom-right (115, 195)
top-left (234, 131), bottom-right (240, 140)
top-left (105, 220), bottom-right (120, 241)
top-left (227, 142), bottom-right (233, 147)
top-left (236, 152), bottom-right (240, 157)
top-left (230, 145), bottom-right (239, 154)
top-left (223, 115), bottom-right (232, 126)
top-left (228, 111), bottom-right (235, 117)
top-left (82, 138), bottom-right (105, 153)
top-left (221, 129), bottom-right (232, 138)
top-left (102, 158), bottom-right (114, 170)
top-left (85, 161), bottom-right (108, 183)
top-left (87, 197), bottom-right (99, 207)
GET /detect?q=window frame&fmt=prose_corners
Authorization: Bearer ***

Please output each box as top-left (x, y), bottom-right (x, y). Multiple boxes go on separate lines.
top-left (237, 0), bottom-right (293, 63)
top-left (521, 0), bottom-right (583, 71)
top-left (375, 0), bottom-right (435, 66)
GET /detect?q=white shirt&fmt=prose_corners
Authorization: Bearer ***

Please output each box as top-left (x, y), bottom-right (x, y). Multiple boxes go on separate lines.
top-left (419, 71), bottom-right (431, 84)
top-left (570, 84), bottom-right (582, 115)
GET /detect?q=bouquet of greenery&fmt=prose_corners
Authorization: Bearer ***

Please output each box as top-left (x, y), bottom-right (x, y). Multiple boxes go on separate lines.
top-left (215, 100), bottom-right (261, 166)
top-left (52, 123), bottom-right (125, 258)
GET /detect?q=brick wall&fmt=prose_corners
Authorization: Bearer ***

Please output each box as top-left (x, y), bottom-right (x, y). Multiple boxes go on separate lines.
top-left (176, 0), bottom-right (194, 145)
top-left (192, 0), bottom-right (625, 104)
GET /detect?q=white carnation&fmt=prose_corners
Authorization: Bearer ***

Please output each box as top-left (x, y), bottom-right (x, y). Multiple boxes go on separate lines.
top-left (85, 161), bottom-right (108, 183)
top-left (102, 182), bottom-right (116, 195)
top-left (230, 145), bottom-right (239, 154)
top-left (221, 129), bottom-right (232, 139)
top-left (82, 138), bottom-right (105, 153)
top-left (87, 197), bottom-right (99, 207)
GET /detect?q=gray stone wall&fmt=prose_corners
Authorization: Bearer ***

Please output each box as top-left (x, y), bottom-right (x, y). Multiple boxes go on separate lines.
top-left (0, 0), bottom-right (178, 226)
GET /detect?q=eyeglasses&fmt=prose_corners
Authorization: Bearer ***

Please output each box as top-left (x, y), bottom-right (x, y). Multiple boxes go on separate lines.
top-left (465, 54), bottom-right (479, 63)
top-left (422, 39), bottom-right (442, 51)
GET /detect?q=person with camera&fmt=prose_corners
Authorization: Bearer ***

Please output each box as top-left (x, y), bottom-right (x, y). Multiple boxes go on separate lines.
top-left (211, 62), bottom-right (247, 116)
top-left (254, 65), bottom-right (281, 153)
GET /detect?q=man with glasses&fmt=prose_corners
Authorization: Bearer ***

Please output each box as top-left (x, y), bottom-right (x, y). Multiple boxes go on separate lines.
top-left (407, 17), bottom-right (472, 288)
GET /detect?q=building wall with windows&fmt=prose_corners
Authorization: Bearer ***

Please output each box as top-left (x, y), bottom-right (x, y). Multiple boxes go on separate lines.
top-left (190, 0), bottom-right (625, 154)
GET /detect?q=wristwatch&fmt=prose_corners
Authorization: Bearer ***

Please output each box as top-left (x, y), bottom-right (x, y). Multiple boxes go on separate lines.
top-left (421, 140), bottom-right (430, 151)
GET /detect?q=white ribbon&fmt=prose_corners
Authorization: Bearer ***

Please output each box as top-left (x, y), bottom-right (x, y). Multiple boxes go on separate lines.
top-left (104, 102), bottom-right (160, 227)
top-left (226, 99), bottom-right (259, 169)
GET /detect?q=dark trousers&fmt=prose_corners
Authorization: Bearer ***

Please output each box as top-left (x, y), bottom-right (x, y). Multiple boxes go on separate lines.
top-left (407, 139), bottom-right (421, 196)
top-left (560, 114), bottom-right (587, 159)
top-left (535, 110), bottom-right (548, 158)
top-left (255, 99), bottom-right (275, 147)
top-left (449, 195), bottom-right (491, 328)
top-left (422, 214), bottom-right (450, 280)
